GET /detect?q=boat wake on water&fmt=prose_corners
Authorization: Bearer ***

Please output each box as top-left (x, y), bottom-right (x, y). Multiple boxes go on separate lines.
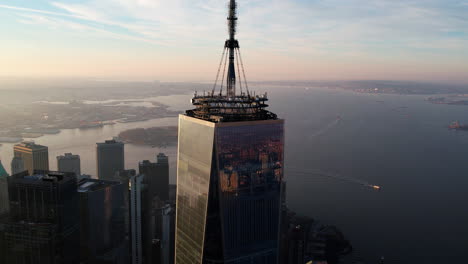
top-left (308, 115), bottom-right (343, 138)
top-left (288, 167), bottom-right (382, 191)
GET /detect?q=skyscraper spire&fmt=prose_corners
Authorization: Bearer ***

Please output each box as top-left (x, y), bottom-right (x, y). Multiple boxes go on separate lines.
top-left (188, 0), bottom-right (277, 123)
top-left (225, 0), bottom-right (239, 97)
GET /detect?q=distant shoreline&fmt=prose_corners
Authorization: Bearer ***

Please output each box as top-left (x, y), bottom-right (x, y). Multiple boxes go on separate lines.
top-left (118, 126), bottom-right (178, 147)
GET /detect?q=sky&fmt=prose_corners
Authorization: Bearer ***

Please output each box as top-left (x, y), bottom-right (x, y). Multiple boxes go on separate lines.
top-left (0, 0), bottom-right (467, 83)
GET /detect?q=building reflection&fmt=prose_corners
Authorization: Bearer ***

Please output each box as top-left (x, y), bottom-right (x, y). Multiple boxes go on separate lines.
top-left (176, 117), bottom-right (284, 264)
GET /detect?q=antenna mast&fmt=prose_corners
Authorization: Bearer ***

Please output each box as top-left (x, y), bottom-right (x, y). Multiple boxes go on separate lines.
top-left (225, 0), bottom-right (239, 97)
top-left (188, 0), bottom-right (277, 123)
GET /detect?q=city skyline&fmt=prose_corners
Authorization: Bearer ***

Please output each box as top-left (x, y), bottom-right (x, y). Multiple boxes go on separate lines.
top-left (0, 0), bottom-right (467, 83)
top-left (0, 1), bottom-right (468, 263)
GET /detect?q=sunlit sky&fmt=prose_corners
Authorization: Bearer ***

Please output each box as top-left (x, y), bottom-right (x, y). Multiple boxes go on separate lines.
top-left (0, 0), bottom-right (467, 83)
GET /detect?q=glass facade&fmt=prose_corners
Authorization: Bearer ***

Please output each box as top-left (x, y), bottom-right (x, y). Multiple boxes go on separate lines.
top-left (176, 116), bottom-right (215, 264)
top-left (176, 115), bottom-right (284, 264)
top-left (78, 179), bottom-right (126, 263)
top-left (213, 121), bottom-right (284, 264)
top-left (13, 143), bottom-right (49, 176)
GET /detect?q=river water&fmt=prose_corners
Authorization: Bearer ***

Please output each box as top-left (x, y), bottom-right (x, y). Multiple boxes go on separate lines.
top-left (1, 86), bottom-right (467, 263)
top-left (268, 86), bottom-right (468, 263)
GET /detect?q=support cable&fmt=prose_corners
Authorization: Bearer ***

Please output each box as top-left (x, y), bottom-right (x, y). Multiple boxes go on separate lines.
top-left (219, 48), bottom-right (229, 96)
top-left (235, 48), bottom-right (243, 96)
top-left (212, 48), bottom-right (227, 96)
top-left (237, 49), bottom-right (250, 97)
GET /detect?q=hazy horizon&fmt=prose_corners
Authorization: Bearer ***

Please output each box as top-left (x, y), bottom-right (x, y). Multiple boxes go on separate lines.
top-left (0, 77), bottom-right (467, 87)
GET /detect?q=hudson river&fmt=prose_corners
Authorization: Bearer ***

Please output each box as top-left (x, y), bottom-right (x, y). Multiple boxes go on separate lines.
top-left (1, 86), bottom-right (467, 263)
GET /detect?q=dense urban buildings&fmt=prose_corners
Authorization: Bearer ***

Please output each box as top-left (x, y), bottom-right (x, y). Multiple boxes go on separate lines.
top-left (78, 179), bottom-right (127, 264)
top-left (175, 1), bottom-right (284, 263)
top-left (13, 141), bottom-right (49, 175)
top-left (10, 156), bottom-right (24, 175)
top-left (57, 152), bottom-right (81, 176)
top-left (96, 139), bottom-right (125, 180)
top-left (0, 170), bottom-right (79, 264)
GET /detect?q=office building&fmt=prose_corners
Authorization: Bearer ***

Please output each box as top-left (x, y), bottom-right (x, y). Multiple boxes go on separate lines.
top-left (139, 153), bottom-right (169, 201)
top-left (115, 169), bottom-right (136, 236)
top-left (138, 154), bottom-right (169, 263)
top-left (78, 179), bottom-right (127, 264)
top-left (1, 170), bottom-right (79, 264)
top-left (96, 139), bottom-right (124, 180)
top-left (13, 141), bottom-right (49, 175)
top-left (57, 153), bottom-right (81, 176)
top-left (176, 116), bottom-right (284, 264)
top-left (175, 1), bottom-right (284, 263)
top-left (154, 202), bottom-right (176, 264)
top-left (115, 169), bottom-right (136, 184)
top-left (11, 156), bottom-right (24, 175)
top-left (130, 173), bottom-right (145, 264)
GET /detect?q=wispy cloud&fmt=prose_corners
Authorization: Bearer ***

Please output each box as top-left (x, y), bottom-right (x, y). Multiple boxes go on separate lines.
top-left (0, 3), bottom-right (84, 19)
top-left (0, 0), bottom-right (467, 81)
top-left (2, 0), bottom-right (467, 53)
top-left (15, 12), bottom-right (167, 45)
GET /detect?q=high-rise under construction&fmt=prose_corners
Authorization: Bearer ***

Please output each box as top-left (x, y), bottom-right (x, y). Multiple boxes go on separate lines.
top-left (175, 1), bottom-right (284, 263)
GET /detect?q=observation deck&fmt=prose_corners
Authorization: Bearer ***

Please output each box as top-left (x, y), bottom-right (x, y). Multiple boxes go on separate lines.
top-left (186, 92), bottom-right (277, 123)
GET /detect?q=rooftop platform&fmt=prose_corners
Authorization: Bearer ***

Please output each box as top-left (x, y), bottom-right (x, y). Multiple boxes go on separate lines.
top-left (186, 93), bottom-right (277, 123)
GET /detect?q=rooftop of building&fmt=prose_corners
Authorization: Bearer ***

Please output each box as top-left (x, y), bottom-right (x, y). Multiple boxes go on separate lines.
top-left (57, 153), bottom-right (80, 159)
top-left (96, 139), bottom-right (124, 146)
top-left (139, 153), bottom-right (169, 166)
top-left (14, 141), bottom-right (48, 150)
top-left (77, 178), bottom-right (121, 193)
top-left (11, 170), bottom-right (75, 183)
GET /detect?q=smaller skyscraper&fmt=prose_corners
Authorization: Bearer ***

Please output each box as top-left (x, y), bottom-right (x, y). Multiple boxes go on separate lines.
top-left (11, 156), bottom-right (25, 175)
top-left (129, 174), bottom-right (145, 264)
top-left (115, 169), bottom-right (136, 236)
top-left (13, 141), bottom-right (49, 175)
top-left (97, 139), bottom-right (125, 180)
top-left (57, 153), bottom-right (81, 176)
top-left (138, 153), bottom-right (170, 263)
top-left (1, 170), bottom-right (79, 264)
top-left (139, 152), bottom-right (169, 201)
top-left (154, 202), bottom-right (176, 264)
top-left (78, 179), bottom-right (127, 264)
